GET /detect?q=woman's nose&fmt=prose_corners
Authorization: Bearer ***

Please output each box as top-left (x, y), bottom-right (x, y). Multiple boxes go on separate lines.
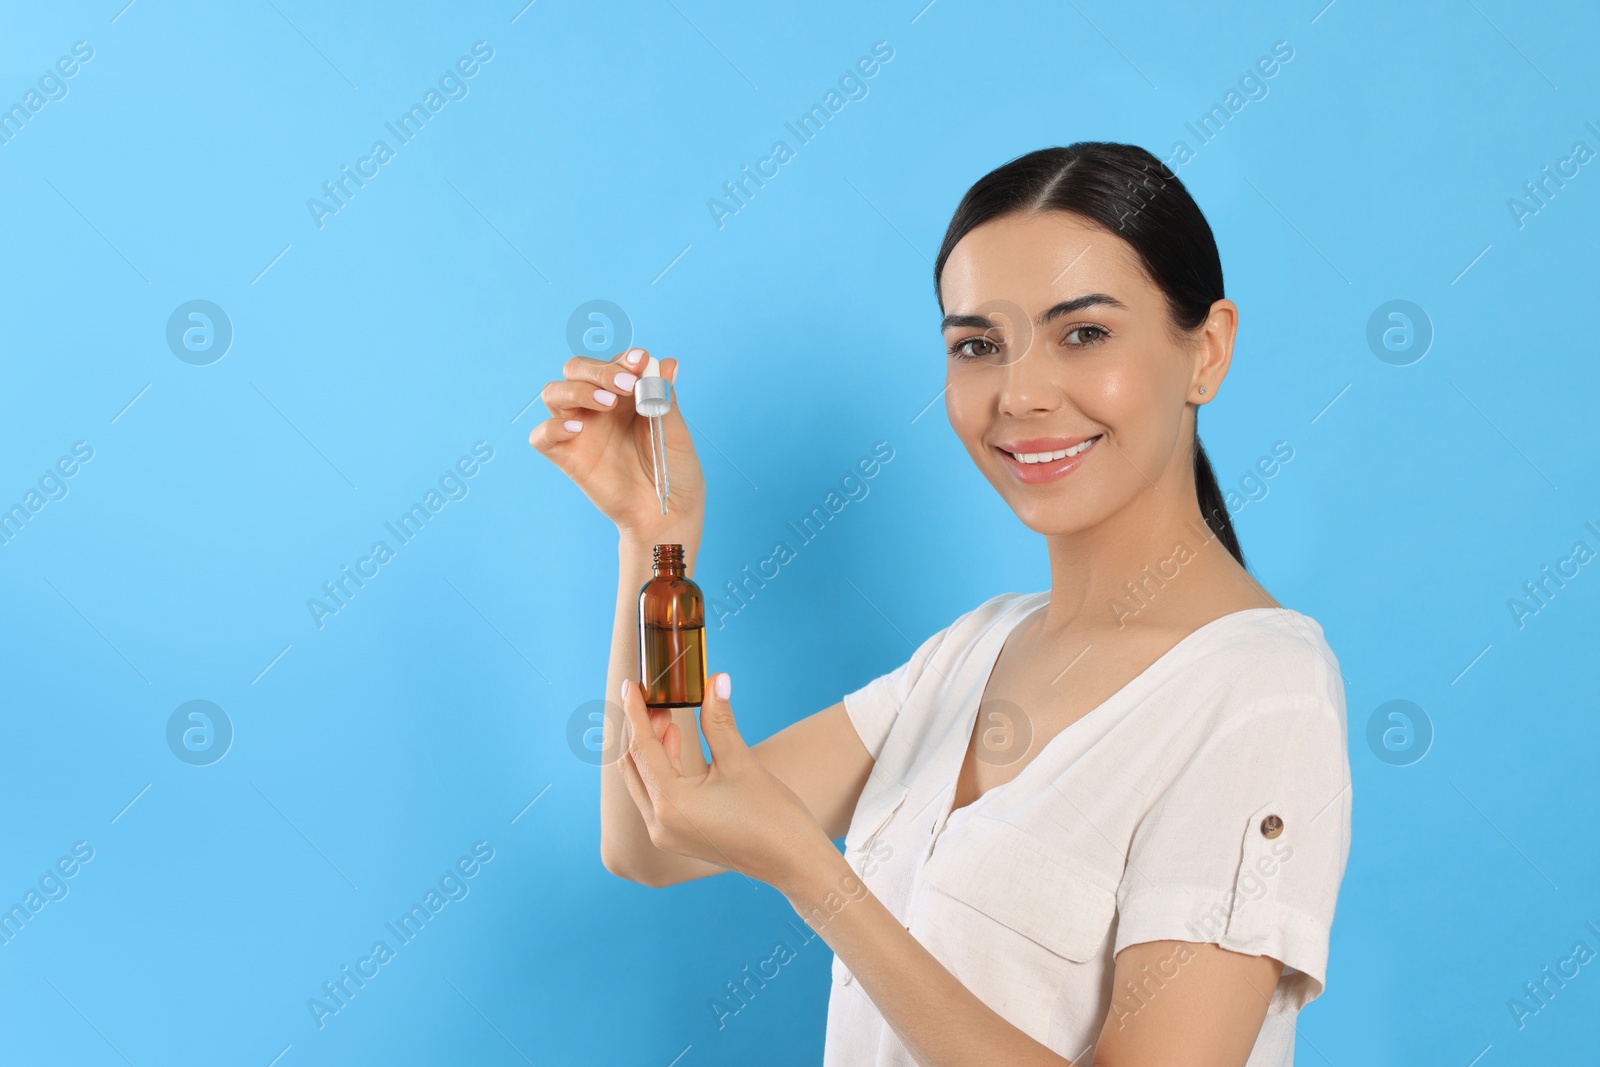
top-left (997, 342), bottom-right (1062, 416)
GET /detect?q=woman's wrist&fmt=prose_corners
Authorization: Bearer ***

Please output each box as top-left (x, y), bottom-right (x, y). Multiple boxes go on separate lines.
top-left (618, 521), bottom-right (704, 569)
top-left (775, 829), bottom-right (855, 914)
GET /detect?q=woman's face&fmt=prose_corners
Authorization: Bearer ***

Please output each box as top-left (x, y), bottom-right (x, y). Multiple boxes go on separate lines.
top-left (940, 210), bottom-right (1228, 536)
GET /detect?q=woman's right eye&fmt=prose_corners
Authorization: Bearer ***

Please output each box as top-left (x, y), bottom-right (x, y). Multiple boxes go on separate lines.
top-left (949, 337), bottom-right (1000, 361)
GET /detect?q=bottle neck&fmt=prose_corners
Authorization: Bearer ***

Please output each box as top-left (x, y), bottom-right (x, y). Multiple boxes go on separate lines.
top-left (652, 543), bottom-right (685, 578)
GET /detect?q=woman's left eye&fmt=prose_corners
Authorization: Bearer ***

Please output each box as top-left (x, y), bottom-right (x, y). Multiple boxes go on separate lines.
top-left (1065, 324), bottom-right (1108, 346)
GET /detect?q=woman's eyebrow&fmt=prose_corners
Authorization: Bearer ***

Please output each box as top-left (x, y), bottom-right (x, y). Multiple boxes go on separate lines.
top-left (940, 293), bottom-right (1128, 331)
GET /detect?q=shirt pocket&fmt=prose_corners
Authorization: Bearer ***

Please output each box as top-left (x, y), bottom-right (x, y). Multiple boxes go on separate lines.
top-left (922, 816), bottom-right (1117, 961)
top-left (914, 815), bottom-right (1118, 1035)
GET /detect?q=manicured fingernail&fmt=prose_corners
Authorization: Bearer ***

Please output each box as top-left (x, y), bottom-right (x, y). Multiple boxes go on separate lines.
top-left (619, 678), bottom-right (630, 702)
top-left (715, 672), bottom-right (731, 699)
top-left (625, 349), bottom-right (644, 366)
top-left (669, 363), bottom-right (679, 385)
top-left (594, 389), bottom-right (616, 407)
top-left (563, 419), bottom-right (583, 433)
top-left (614, 371), bottom-right (637, 390)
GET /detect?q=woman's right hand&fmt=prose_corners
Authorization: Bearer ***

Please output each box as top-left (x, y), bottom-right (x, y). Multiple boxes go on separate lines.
top-left (528, 347), bottom-right (706, 544)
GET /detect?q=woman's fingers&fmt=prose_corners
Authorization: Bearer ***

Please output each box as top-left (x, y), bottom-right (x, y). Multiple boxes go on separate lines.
top-left (528, 349), bottom-right (651, 453)
top-left (614, 689), bottom-right (657, 812)
top-left (527, 414), bottom-right (585, 453)
top-left (647, 707), bottom-right (684, 775)
top-left (533, 348), bottom-right (655, 433)
top-left (540, 377), bottom-right (632, 417)
top-left (617, 737), bottom-right (655, 822)
top-left (618, 679), bottom-right (676, 794)
top-left (561, 349), bottom-right (649, 398)
top-left (526, 346), bottom-right (696, 528)
top-left (661, 720), bottom-right (683, 775)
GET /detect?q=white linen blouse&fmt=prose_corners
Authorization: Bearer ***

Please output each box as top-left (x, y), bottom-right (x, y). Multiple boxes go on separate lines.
top-left (821, 590), bottom-right (1353, 1067)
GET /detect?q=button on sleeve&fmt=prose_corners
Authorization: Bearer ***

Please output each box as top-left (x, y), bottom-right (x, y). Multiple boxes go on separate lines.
top-left (1112, 695), bottom-right (1353, 1012)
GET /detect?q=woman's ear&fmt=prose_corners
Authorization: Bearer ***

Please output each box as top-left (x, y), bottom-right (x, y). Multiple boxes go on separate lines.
top-left (1193, 299), bottom-right (1238, 397)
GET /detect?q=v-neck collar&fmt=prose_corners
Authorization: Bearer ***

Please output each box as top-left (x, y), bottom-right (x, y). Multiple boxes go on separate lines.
top-left (928, 595), bottom-right (1299, 841)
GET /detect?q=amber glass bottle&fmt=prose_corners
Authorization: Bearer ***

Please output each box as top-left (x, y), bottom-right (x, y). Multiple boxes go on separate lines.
top-left (637, 544), bottom-right (707, 708)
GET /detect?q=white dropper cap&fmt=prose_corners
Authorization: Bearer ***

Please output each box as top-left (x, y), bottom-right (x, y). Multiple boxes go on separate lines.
top-left (633, 355), bottom-right (671, 418)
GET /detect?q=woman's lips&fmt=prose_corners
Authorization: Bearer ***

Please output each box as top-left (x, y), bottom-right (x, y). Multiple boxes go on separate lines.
top-left (996, 435), bottom-right (1102, 484)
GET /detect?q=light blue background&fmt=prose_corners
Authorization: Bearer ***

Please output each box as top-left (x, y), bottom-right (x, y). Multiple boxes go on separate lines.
top-left (2, 0), bottom-right (1597, 1063)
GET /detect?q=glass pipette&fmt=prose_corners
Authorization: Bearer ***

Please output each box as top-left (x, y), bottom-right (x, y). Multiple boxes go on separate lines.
top-left (631, 356), bottom-right (672, 515)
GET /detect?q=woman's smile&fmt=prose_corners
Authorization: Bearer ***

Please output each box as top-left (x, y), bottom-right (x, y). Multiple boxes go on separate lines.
top-left (994, 433), bottom-right (1103, 484)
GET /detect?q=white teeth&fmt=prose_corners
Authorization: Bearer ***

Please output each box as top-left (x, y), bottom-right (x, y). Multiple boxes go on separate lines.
top-left (1006, 436), bottom-right (1100, 464)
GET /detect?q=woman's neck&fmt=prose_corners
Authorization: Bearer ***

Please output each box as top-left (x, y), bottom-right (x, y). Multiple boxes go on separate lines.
top-left (1038, 495), bottom-right (1267, 636)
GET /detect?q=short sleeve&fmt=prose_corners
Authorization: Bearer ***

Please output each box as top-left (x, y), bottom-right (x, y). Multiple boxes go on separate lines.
top-left (841, 620), bottom-right (954, 762)
top-left (1112, 693), bottom-right (1353, 1012)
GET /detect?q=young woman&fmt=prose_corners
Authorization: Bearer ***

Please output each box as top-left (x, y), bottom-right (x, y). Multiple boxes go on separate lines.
top-left (530, 141), bottom-right (1352, 1067)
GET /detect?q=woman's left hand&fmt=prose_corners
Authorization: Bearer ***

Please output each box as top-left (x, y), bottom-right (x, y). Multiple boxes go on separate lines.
top-left (616, 671), bottom-right (826, 893)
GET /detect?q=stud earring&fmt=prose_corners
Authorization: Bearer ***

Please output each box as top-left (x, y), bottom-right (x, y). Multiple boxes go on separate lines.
top-left (1198, 386), bottom-right (1207, 395)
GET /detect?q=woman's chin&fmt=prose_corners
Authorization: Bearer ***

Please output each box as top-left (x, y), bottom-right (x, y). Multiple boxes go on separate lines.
top-left (998, 489), bottom-right (1101, 537)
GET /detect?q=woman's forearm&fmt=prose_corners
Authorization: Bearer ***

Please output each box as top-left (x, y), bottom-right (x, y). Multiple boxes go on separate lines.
top-left (600, 528), bottom-right (726, 886)
top-left (779, 838), bottom-right (1077, 1067)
